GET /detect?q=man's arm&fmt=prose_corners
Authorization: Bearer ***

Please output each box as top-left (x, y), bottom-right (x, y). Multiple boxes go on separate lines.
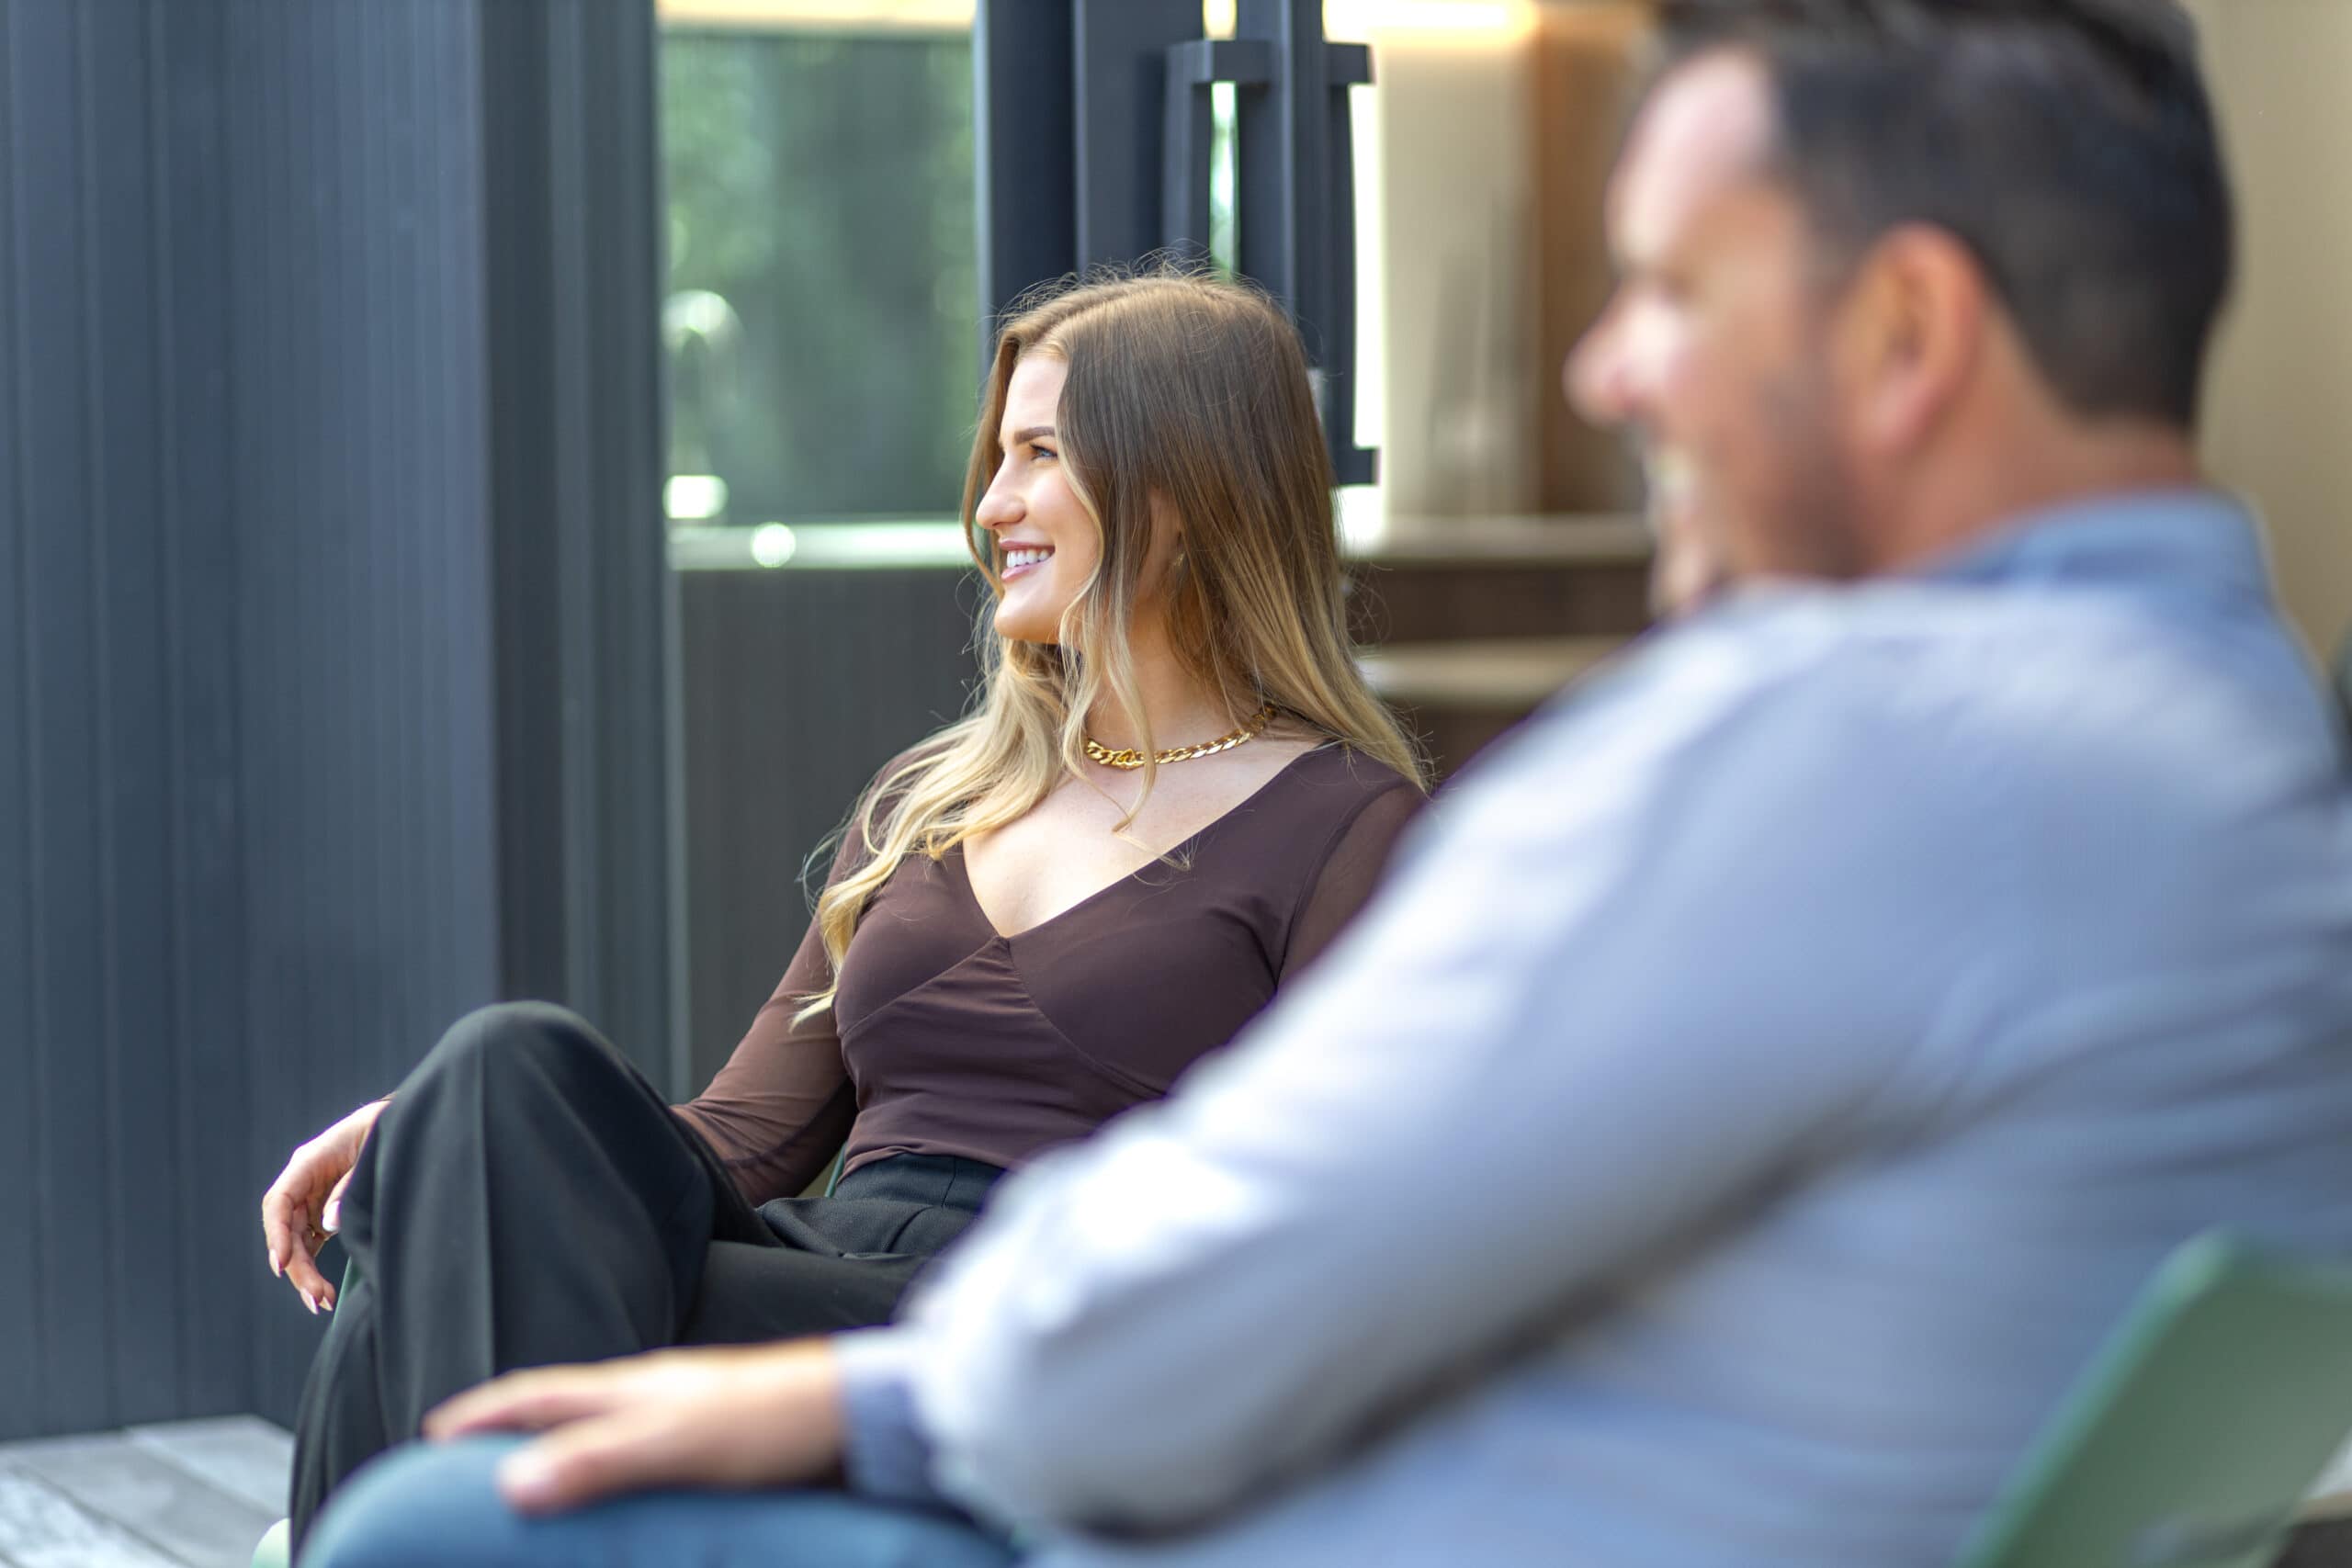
top-left (875, 634), bottom-right (1996, 1533)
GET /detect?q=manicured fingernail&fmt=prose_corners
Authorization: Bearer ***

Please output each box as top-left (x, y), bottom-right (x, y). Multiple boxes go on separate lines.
top-left (322, 1201), bottom-right (340, 1233)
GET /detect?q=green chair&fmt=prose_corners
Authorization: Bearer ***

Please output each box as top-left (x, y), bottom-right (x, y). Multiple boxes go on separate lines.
top-left (1954, 1233), bottom-right (2352, 1568)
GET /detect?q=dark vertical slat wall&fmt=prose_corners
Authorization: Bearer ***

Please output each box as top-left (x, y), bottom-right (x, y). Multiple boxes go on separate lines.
top-left (0, 0), bottom-right (34, 1447)
top-left (1, 0), bottom-right (240, 1442)
top-left (86, 0), bottom-right (175, 1434)
top-left (154, 0), bottom-right (247, 1429)
top-left (481, 0), bottom-right (676, 1085)
top-left (218, 1), bottom-right (511, 1427)
top-left (678, 570), bottom-right (978, 1091)
top-left (0, 0), bottom-right (670, 1439)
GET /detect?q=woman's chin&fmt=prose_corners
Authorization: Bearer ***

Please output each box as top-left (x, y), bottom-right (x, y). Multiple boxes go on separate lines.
top-left (990, 609), bottom-right (1062, 646)
top-left (990, 584), bottom-right (1073, 646)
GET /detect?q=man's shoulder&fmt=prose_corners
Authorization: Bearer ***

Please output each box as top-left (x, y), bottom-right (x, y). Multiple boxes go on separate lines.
top-left (1492, 570), bottom-right (2332, 841)
top-left (1600, 570), bottom-right (2311, 745)
top-left (1505, 587), bottom-right (1972, 771)
top-left (1443, 596), bottom-right (1966, 854)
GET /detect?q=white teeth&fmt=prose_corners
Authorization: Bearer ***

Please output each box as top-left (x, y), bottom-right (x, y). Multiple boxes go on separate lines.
top-left (1005, 547), bottom-right (1053, 571)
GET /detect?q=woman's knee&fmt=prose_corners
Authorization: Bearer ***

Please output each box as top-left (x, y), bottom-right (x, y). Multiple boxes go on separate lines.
top-left (413, 1001), bottom-right (625, 1096)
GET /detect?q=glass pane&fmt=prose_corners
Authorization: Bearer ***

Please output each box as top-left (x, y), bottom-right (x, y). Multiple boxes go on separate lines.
top-left (660, 17), bottom-right (977, 527)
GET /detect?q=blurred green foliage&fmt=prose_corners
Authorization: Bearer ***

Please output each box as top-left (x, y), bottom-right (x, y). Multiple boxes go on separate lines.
top-left (662, 29), bottom-right (979, 522)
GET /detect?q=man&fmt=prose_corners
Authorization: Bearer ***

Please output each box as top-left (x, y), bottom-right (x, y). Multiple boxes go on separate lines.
top-left (307, 3), bottom-right (2352, 1563)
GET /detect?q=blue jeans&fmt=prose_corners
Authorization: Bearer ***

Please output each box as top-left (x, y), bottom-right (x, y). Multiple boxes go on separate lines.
top-left (304, 1438), bottom-right (1022, 1568)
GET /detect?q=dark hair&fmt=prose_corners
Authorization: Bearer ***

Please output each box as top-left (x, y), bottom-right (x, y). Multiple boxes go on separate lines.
top-left (1657, 0), bottom-right (2233, 427)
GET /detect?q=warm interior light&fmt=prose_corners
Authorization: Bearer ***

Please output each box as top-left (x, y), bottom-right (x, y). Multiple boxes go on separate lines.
top-left (1326, 1), bottom-right (1531, 38)
top-left (1211, 2), bottom-right (1527, 41)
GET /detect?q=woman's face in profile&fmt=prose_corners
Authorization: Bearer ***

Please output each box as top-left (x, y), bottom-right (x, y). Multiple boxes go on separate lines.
top-left (978, 355), bottom-right (1101, 644)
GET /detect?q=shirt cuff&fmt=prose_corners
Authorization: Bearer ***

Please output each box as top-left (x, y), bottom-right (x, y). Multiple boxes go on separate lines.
top-left (831, 1326), bottom-right (946, 1508)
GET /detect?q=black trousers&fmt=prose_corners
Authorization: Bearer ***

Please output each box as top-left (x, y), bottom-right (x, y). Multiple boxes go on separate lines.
top-left (287, 1001), bottom-right (1001, 1550)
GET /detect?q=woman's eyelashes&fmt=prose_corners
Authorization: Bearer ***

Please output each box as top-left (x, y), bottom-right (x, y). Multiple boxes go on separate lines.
top-left (993, 441), bottom-right (1054, 477)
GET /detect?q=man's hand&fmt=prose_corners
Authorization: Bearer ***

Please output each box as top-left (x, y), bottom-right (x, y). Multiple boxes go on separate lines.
top-left (424, 1340), bottom-right (847, 1515)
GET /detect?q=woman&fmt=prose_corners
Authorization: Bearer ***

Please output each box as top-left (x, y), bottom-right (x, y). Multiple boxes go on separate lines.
top-left (263, 268), bottom-right (1427, 1546)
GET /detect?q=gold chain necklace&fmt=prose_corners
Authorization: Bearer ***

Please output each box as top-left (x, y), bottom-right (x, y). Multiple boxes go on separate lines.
top-left (1083, 703), bottom-right (1278, 771)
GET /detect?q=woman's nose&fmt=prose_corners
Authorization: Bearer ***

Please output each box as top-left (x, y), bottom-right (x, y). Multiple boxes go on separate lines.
top-left (976, 477), bottom-right (1023, 530)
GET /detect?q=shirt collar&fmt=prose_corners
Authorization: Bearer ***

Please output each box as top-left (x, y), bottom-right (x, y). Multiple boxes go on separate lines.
top-left (1905, 487), bottom-right (2269, 609)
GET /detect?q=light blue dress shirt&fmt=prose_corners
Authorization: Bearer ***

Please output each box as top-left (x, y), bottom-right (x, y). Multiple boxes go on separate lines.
top-left (834, 491), bottom-right (2352, 1567)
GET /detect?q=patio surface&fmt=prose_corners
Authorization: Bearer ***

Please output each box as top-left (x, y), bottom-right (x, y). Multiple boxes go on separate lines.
top-left (0, 1417), bottom-right (288, 1568)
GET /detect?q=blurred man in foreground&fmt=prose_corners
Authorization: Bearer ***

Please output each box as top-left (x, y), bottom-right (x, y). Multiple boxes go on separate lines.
top-left (308, 3), bottom-right (2352, 1563)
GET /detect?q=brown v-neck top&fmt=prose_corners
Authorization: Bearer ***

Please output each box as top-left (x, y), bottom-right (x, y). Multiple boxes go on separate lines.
top-left (672, 743), bottom-right (1420, 1205)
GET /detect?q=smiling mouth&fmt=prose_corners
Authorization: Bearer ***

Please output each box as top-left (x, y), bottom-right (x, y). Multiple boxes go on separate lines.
top-left (1001, 546), bottom-right (1054, 580)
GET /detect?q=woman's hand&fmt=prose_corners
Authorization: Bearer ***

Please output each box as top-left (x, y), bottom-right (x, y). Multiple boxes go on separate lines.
top-left (260, 1097), bottom-right (390, 1313)
top-left (424, 1341), bottom-right (849, 1514)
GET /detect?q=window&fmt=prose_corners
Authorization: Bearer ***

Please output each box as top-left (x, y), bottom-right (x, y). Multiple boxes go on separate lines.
top-left (660, 3), bottom-right (978, 530)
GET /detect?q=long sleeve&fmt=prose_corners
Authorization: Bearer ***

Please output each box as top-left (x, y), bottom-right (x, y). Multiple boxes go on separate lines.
top-left (1278, 778), bottom-right (1421, 981)
top-left (673, 752), bottom-right (921, 1207)
top-left (873, 617), bottom-right (1997, 1536)
top-left (669, 913), bottom-right (857, 1208)
top-left (832, 1328), bottom-right (951, 1510)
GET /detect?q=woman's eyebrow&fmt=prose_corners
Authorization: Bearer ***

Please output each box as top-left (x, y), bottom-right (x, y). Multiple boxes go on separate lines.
top-left (1005, 424), bottom-right (1057, 446)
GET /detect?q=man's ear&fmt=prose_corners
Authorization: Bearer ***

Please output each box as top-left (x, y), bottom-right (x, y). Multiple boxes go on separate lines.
top-left (1836, 224), bottom-right (1989, 458)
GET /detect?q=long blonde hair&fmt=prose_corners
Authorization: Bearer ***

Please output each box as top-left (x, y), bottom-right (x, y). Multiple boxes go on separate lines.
top-left (802, 266), bottom-right (1425, 1015)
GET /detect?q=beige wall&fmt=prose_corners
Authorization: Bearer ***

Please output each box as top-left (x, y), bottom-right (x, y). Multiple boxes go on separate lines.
top-left (2188, 0), bottom-right (2352, 656)
top-left (1358, 17), bottom-right (1545, 518)
top-left (1358, 2), bottom-right (1649, 521)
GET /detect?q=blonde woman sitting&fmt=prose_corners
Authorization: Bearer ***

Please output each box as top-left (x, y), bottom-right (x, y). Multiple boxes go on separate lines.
top-left (260, 269), bottom-right (1427, 1548)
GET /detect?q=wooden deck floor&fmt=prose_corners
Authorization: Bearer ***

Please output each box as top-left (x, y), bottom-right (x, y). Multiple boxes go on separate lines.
top-left (0, 1418), bottom-right (287, 1568)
